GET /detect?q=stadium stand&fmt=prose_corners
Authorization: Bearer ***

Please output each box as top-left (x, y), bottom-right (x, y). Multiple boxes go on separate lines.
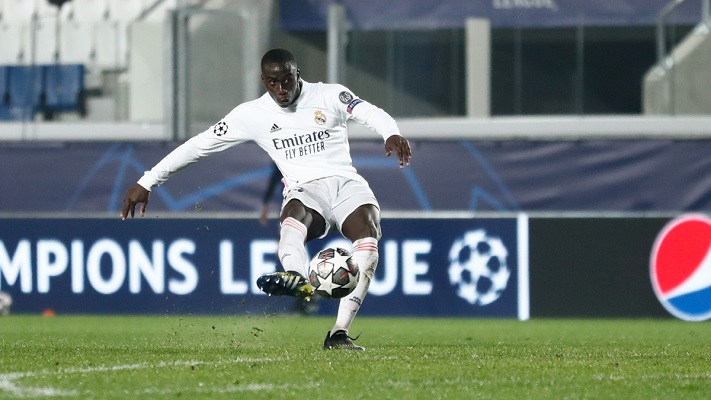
top-left (0, 22), bottom-right (24, 65)
top-left (0, 0), bottom-right (36, 20)
top-left (0, 65), bottom-right (8, 118)
top-left (43, 64), bottom-right (86, 119)
top-left (67, 0), bottom-right (108, 22)
top-left (0, 0), bottom-right (157, 120)
top-left (644, 23), bottom-right (711, 114)
top-left (107, 0), bottom-right (146, 22)
top-left (59, 17), bottom-right (94, 65)
top-left (0, 0), bottom-right (35, 64)
top-left (4, 65), bottom-right (43, 120)
top-left (94, 22), bottom-right (121, 69)
top-left (0, 64), bottom-right (86, 121)
top-left (33, 16), bottom-right (58, 64)
top-left (100, 0), bottom-right (148, 69)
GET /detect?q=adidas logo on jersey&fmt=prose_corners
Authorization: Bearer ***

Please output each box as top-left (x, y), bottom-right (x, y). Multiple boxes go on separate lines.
top-left (270, 124), bottom-right (282, 133)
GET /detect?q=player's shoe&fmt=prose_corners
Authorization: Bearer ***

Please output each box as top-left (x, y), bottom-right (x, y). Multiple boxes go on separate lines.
top-left (323, 330), bottom-right (364, 350)
top-left (256, 271), bottom-right (313, 300)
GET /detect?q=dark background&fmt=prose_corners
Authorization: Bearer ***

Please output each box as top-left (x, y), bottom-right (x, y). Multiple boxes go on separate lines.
top-left (529, 217), bottom-right (670, 317)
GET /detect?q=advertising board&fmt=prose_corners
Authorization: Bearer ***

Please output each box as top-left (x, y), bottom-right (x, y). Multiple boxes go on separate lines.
top-left (0, 216), bottom-right (529, 319)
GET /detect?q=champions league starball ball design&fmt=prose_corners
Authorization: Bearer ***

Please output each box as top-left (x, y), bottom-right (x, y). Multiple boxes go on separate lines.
top-left (213, 121), bottom-right (228, 136)
top-left (308, 247), bottom-right (360, 299)
top-left (448, 230), bottom-right (510, 306)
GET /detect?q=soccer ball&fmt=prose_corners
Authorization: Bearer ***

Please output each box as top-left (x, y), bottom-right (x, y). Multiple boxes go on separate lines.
top-left (448, 230), bottom-right (510, 306)
top-left (308, 247), bottom-right (360, 299)
top-left (0, 291), bottom-right (12, 316)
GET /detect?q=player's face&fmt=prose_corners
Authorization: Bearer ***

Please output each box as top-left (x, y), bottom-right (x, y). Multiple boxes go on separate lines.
top-left (261, 62), bottom-right (300, 108)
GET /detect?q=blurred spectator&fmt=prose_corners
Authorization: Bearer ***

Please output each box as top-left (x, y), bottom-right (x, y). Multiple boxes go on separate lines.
top-left (259, 162), bottom-right (283, 226)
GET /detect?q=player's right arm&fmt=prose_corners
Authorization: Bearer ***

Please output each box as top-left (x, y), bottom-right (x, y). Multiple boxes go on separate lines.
top-left (120, 108), bottom-right (249, 220)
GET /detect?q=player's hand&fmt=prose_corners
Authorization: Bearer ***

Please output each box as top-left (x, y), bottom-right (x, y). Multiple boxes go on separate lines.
top-left (120, 183), bottom-right (150, 220)
top-left (385, 135), bottom-right (411, 169)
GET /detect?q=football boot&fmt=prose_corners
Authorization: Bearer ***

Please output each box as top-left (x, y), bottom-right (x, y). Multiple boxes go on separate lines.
top-left (256, 271), bottom-right (313, 300)
top-left (323, 330), bottom-right (364, 350)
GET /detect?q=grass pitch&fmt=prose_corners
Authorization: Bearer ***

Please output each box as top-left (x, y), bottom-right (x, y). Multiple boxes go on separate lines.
top-left (0, 315), bottom-right (709, 399)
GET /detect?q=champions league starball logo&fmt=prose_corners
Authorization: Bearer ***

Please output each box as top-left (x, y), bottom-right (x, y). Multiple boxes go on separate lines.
top-left (448, 229), bottom-right (511, 306)
top-left (651, 214), bottom-right (711, 321)
top-left (213, 121), bottom-right (228, 136)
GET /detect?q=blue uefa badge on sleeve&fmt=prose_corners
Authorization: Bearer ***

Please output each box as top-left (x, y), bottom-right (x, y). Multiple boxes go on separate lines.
top-left (338, 91), bottom-right (353, 104)
top-left (213, 121), bottom-right (228, 136)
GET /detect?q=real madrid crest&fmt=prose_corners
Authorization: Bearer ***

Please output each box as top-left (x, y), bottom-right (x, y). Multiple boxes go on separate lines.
top-left (314, 110), bottom-right (327, 125)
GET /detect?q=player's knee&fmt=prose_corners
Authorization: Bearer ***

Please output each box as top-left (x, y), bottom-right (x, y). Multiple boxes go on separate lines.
top-left (343, 216), bottom-right (383, 241)
top-left (363, 208), bottom-right (382, 240)
top-left (280, 200), bottom-right (308, 223)
top-left (344, 208), bottom-right (382, 241)
top-left (371, 223), bottom-right (382, 241)
top-left (361, 224), bottom-right (381, 242)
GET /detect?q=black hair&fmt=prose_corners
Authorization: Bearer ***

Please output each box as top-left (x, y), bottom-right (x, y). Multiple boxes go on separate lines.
top-left (261, 48), bottom-right (297, 70)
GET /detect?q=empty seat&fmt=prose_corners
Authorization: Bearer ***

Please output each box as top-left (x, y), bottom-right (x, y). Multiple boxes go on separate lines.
top-left (0, 65), bottom-right (9, 119)
top-left (36, 0), bottom-right (60, 18)
top-left (99, 0), bottom-right (146, 70)
top-left (43, 64), bottom-right (86, 118)
top-left (7, 65), bottom-right (43, 107)
top-left (3, 65), bottom-right (43, 120)
top-left (94, 21), bottom-right (121, 69)
top-left (0, 65), bottom-right (7, 103)
top-left (107, 0), bottom-right (145, 22)
top-left (0, 22), bottom-right (26, 64)
top-left (0, 0), bottom-right (36, 22)
top-left (32, 16), bottom-right (59, 64)
top-left (59, 19), bottom-right (94, 64)
top-left (67, 0), bottom-right (108, 22)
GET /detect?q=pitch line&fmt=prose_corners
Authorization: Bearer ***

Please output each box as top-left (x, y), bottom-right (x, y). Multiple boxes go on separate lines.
top-left (0, 357), bottom-right (279, 398)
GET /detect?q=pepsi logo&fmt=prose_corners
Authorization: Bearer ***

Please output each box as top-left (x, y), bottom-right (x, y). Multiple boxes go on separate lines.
top-left (650, 214), bottom-right (711, 321)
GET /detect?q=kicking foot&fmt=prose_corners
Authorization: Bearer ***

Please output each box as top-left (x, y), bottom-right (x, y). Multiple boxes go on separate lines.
top-left (256, 271), bottom-right (314, 300)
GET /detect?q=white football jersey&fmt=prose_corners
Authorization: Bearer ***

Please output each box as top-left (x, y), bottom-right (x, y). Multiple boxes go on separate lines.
top-left (138, 80), bottom-right (401, 190)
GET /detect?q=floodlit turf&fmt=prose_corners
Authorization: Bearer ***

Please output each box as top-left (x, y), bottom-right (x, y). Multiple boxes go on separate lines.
top-left (0, 316), bottom-right (710, 399)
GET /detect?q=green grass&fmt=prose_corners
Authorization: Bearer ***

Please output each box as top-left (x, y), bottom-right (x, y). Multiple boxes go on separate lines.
top-left (0, 316), bottom-right (710, 399)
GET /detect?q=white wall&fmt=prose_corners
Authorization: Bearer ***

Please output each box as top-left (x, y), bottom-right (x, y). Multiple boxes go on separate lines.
top-left (644, 24), bottom-right (711, 115)
top-left (128, 21), bottom-right (164, 122)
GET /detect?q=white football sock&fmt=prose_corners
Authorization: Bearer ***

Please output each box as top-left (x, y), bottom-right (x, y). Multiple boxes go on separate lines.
top-left (332, 237), bottom-right (378, 334)
top-left (278, 217), bottom-right (308, 276)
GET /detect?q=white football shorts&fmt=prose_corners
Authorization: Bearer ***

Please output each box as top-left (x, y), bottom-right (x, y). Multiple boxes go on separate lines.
top-left (282, 176), bottom-right (380, 238)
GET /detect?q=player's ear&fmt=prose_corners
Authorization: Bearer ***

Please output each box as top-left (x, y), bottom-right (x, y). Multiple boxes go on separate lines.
top-left (296, 69), bottom-right (301, 80)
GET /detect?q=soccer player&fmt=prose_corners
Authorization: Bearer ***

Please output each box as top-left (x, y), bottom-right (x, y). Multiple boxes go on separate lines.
top-left (120, 48), bottom-right (412, 350)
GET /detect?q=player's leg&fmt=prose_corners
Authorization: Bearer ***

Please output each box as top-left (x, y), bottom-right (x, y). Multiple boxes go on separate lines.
top-left (324, 204), bottom-right (381, 350)
top-left (278, 199), bottom-right (327, 274)
top-left (256, 199), bottom-right (326, 299)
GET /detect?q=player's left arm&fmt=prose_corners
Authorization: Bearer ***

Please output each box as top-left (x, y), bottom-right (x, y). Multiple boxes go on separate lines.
top-left (351, 102), bottom-right (411, 168)
top-left (333, 86), bottom-right (412, 168)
